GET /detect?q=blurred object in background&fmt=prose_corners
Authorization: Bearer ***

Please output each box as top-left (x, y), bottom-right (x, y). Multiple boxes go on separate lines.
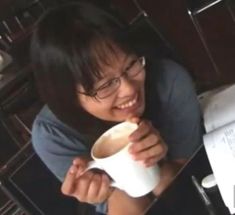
top-left (0, 50), bottom-right (12, 72)
top-left (0, 0), bottom-right (45, 45)
top-left (0, 0), bottom-right (45, 65)
top-left (0, 34), bottom-right (11, 51)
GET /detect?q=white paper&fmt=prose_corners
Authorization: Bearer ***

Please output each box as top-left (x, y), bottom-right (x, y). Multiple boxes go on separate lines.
top-left (204, 121), bottom-right (235, 214)
top-left (199, 84), bottom-right (235, 133)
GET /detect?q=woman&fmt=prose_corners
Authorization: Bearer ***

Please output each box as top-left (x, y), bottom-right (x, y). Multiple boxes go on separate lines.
top-left (31, 1), bottom-right (202, 214)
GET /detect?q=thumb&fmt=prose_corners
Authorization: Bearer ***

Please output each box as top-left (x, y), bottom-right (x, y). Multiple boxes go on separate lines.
top-left (126, 116), bottom-right (141, 124)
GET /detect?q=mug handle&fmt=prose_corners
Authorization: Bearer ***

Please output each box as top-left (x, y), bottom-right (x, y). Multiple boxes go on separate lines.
top-left (85, 161), bottom-right (123, 190)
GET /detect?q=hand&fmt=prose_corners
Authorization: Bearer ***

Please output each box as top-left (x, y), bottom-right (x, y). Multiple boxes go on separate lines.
top-left (61, 157), bottom-right (113, 204)
top-left (128, 117), bottom-right (168, 167)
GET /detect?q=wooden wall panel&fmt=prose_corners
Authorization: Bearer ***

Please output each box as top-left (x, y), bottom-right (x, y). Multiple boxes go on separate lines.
top-left (195, 1), bottom-right (235, 84)
top-left (111, 0), bottom-right (235, 91)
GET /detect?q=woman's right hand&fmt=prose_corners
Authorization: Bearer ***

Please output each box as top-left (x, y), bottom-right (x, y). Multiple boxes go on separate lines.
top-left (61, 157), bottom-right (113, 204)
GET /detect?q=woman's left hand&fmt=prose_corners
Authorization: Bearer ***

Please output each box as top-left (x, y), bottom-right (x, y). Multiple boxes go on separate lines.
top-left (128, 117), bottom-right (168, 167)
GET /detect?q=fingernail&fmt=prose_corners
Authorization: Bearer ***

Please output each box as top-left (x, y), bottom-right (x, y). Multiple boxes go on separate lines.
top-left (132, 154), bottom-right (138, 160)
top-left (77, 166), bottom-right (86, 176)
top-left (73, 159), bottom-right (80, 165)
top-left (129, 144), bottom-right (136, 153)
top-left (139, 160), bottom-right (146, 166)
top-left (69, 166), bottom-right (76, 174)
top-left (128, 147), bottom-right (133, 153)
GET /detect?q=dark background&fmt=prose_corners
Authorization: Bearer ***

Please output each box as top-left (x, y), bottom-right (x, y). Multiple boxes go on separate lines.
top-left (0, 0), bottom-right (234, 214)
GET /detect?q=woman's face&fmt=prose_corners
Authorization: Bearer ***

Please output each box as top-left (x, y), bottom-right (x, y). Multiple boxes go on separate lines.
top-left (77, 50), bottom-right (146, 122)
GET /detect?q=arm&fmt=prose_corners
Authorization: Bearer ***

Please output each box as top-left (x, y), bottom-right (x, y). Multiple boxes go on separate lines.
top-left (149, 59), bottom-right (203, 196)
top-left (107, 188), bottom-right (152, 215)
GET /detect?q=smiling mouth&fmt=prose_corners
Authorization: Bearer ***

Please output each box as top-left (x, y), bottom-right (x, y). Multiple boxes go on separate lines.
top-left (116, 95), bottom-right (138, 110)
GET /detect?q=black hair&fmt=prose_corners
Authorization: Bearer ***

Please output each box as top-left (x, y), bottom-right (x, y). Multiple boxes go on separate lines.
top-left (30, 1), bottom-right (136, 136)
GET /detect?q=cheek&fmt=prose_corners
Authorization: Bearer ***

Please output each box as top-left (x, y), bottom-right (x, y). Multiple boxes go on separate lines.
top-left (89, 101), bottom-right (113, 113)
top-left (78, 95), bottom-right (115, 118)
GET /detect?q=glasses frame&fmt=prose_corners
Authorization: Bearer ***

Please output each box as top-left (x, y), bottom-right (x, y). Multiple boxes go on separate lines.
top-left (79, 56), bottom-right (146, 99)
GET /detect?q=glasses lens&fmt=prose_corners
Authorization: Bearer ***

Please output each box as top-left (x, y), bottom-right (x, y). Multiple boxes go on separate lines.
top-left (127, 57), bottom-right (145, 77)
top-left (96, 78), bottom-right (120, 99)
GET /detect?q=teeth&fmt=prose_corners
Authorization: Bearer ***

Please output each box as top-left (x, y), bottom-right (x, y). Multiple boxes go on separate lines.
top-left (117, 97), bottom-right (137, 109)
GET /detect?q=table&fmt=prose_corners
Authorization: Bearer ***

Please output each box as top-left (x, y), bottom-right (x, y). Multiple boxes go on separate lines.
top-left (145, 145), bottom-right (232, 215)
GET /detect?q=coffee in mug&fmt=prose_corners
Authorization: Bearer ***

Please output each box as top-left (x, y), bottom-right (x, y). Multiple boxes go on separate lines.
top-left (92, 125), bottom-right (133, 158)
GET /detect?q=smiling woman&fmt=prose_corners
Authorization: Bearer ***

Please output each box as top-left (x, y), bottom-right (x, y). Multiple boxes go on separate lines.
top-left (30, 1), bottom-right (202, 215)
top-left (77, 51), bottom-right (146, 122)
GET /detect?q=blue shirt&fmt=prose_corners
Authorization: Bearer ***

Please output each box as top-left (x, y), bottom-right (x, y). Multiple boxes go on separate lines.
top-left (32, 58), bottom-right (202, 214)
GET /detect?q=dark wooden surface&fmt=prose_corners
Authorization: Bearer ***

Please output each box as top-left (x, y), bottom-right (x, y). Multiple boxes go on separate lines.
top-left (111, 0), bottom-right (235, 92)
top-left (145, 145), bottom-right (231, 215)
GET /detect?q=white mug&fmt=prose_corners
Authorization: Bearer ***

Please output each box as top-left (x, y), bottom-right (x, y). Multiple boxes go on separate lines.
top-left (87, 121), bottom-right (161, 197)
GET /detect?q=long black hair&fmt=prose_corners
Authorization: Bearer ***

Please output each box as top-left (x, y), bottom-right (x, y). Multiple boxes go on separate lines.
top-left (30, 1), bottom-right (137, 137)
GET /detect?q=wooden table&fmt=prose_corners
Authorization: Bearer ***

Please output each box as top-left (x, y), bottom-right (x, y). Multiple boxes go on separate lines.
top-left (145, 145), bottom-right (231, 215)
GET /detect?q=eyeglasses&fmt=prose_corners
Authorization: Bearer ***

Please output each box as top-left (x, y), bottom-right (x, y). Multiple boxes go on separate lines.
top-left (79, 56), bottom-right (146, 99)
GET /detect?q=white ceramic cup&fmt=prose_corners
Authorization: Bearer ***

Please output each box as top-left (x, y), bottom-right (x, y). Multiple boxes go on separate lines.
top-left (87, 121), bottom-right (161, 197)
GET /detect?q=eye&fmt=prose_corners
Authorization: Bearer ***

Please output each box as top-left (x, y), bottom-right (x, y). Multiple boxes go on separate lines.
top-left (130, 60), bottom-right (139, 70)
top-left (98, 78), bottom-right (116, 90)
top-left (125, 59), bottom-right (137, 71)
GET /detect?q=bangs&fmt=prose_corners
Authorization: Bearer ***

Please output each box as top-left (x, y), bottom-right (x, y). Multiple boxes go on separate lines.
top-left (70, 33), bottom-right (132, 94)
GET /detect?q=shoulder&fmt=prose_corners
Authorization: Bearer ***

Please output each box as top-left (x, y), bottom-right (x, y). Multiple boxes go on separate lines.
top-left (146, 58), bottom-right (195, 105)
top-left (145, 58), bottom-right (202, 159)
top-left (32, 105), bottom-right (87, 152)
top-left (31, 105), bottom-right (88, 181)
top-left (147, 58), bottom-right (193, 88)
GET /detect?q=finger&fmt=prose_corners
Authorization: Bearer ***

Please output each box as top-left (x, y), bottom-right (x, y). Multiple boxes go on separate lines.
top-left (73, 164), bottom-right (87, 179)
top-left (61, 165), bottom-right (78, 195)
top-left (72, 157), bottom-right (91, 178)
top-left (126, 116), bottom-right (141, 124)
top-left (76, 171), bottom-right (95, 202)
top-left (97, 174), bottom-right (112, 201)
top-left (132, 142), bottom-right (166, 162)
top-left (144, 156), bottom-right (159, 167)
top-left (86, 174), bottom-right (102, 203)
top-left (129, 120), bottom-right (151, 142)
top-left (130, 133), bottom-right (159, 153)
top-left (73, 157), bottom-right (89, 167)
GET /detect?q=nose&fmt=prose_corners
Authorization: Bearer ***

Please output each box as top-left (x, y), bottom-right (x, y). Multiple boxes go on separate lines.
top-left (117, 77), bottom-right (135, 97)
